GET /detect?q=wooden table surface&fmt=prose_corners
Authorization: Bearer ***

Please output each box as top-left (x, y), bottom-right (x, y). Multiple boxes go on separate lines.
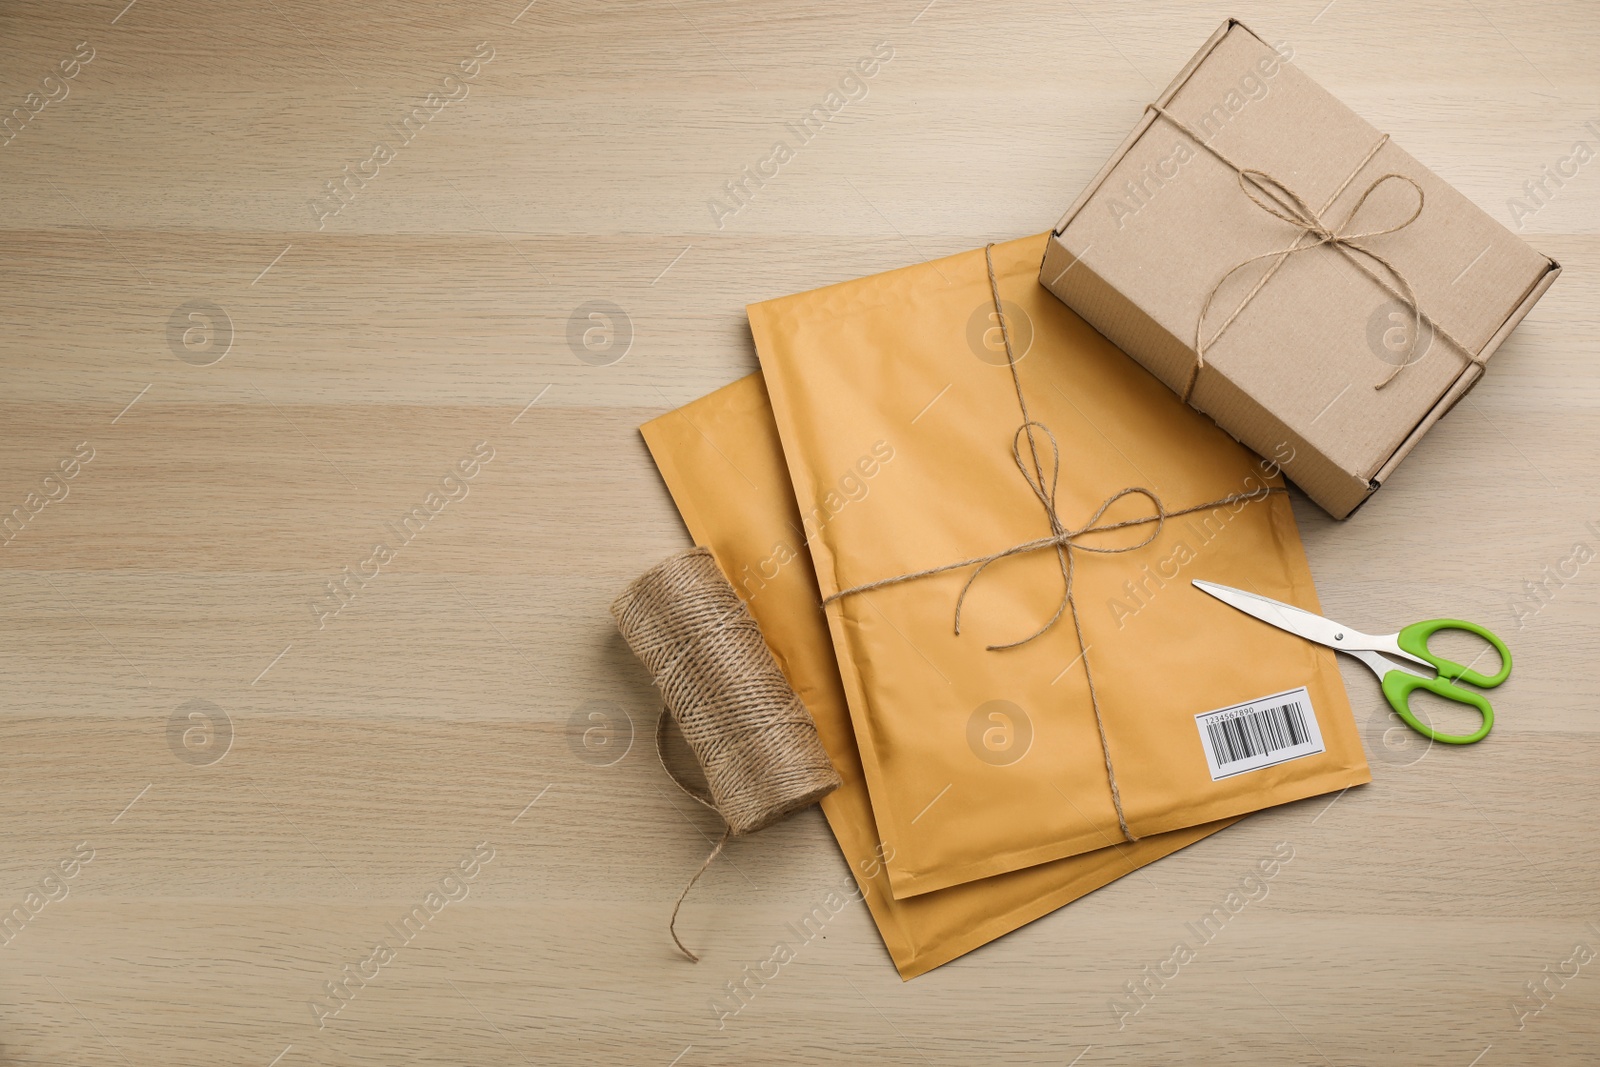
top-left (3, 1), bottom-right (1597, 1064)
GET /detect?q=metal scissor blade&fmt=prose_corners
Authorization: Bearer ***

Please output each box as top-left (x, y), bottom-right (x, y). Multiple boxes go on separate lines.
top-left (1191, 579), bottom-right (1359, 652)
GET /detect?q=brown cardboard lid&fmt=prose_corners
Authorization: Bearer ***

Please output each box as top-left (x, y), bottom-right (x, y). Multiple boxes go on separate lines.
top-left (1057, 22), bottom-right (1554, 482)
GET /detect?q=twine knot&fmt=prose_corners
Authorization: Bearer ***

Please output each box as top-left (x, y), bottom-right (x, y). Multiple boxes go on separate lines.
top-left (1195, 165), bottom-right (1425, 393)
top-left (1144, 104), bottom-right (1477, 401)
top-left (950, 419), bottom-right (1168, 650)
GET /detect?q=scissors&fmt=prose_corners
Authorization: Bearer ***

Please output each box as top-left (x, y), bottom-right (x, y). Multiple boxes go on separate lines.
top-left (1192, 579), bottom-right (1511, 745)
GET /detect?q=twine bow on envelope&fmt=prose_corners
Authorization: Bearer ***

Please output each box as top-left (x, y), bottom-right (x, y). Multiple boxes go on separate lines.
top-left (1145, 104), bottom-right (1480, 402)
top-left (822, 244), bottom-right (1283, 841)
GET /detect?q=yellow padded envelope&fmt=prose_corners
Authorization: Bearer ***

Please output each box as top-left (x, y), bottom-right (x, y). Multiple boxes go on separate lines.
top-left (748, 234), bottom-right (1370, 897)
top-left (642, 373), bottom-right (1236, 979)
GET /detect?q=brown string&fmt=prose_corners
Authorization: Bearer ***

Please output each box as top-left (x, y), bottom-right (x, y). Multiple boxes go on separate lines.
top-left (656, 709), bottom-right (731, 963)
top-left (1144, 104), bottom-right (1478, 401)
top-left (821, 244), bottom-right (1285, 841)
top-left (612, 547), bottom-right (841, 962)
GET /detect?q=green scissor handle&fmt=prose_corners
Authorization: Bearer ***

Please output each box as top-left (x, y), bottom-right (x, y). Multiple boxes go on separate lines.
top-left (1379, 619), bottom-right (1512, 745)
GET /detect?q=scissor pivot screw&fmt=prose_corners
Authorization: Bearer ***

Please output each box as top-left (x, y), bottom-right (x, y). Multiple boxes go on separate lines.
top-left (1334, 633), bottom-right (1343, 640)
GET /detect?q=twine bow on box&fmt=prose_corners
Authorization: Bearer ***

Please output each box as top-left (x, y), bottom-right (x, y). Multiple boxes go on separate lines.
top-left (1144, 104), bottom-right (1480, 402)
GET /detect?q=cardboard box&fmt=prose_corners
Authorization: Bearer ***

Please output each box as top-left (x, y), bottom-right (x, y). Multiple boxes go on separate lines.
top-left (1041, 19), bottom-right (1559, 518)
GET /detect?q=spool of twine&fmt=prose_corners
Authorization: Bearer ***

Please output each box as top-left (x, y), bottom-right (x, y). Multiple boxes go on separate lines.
top-left (611, 546), bottom-right (841, 961)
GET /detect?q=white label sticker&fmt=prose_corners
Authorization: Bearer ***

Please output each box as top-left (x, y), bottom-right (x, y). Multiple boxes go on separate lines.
top-left (1195, 686), bottom-right (1324, 781)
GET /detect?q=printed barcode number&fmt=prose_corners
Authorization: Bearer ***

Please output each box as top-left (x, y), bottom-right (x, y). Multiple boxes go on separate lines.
top-left (1195, 686), bottom-right (1325, 781)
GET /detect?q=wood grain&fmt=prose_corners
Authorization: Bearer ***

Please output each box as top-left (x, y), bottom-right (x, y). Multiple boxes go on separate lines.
top-left (2, 1), bottom-right (1597, 1064)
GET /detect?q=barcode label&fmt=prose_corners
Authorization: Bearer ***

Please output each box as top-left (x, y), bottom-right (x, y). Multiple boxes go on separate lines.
top-left (1195, 686), bottom-right (1324, 781)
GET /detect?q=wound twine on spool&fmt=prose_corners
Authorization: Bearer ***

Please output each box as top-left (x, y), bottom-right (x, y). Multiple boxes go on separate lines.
top-left (611, 546), bottom-right (841, 962)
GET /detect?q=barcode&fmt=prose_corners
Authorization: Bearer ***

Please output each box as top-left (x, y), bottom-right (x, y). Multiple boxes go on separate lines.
top-left (1195, 686), bottom-right (1324, 781)
top-left (1207, 700), bottom-right (1308, 764)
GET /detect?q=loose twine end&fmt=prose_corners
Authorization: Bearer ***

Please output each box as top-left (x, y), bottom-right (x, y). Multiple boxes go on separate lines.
top-left (655, 707), bottom-right (726, 963)
top-left (668, 824), bottom-right (730, 963)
